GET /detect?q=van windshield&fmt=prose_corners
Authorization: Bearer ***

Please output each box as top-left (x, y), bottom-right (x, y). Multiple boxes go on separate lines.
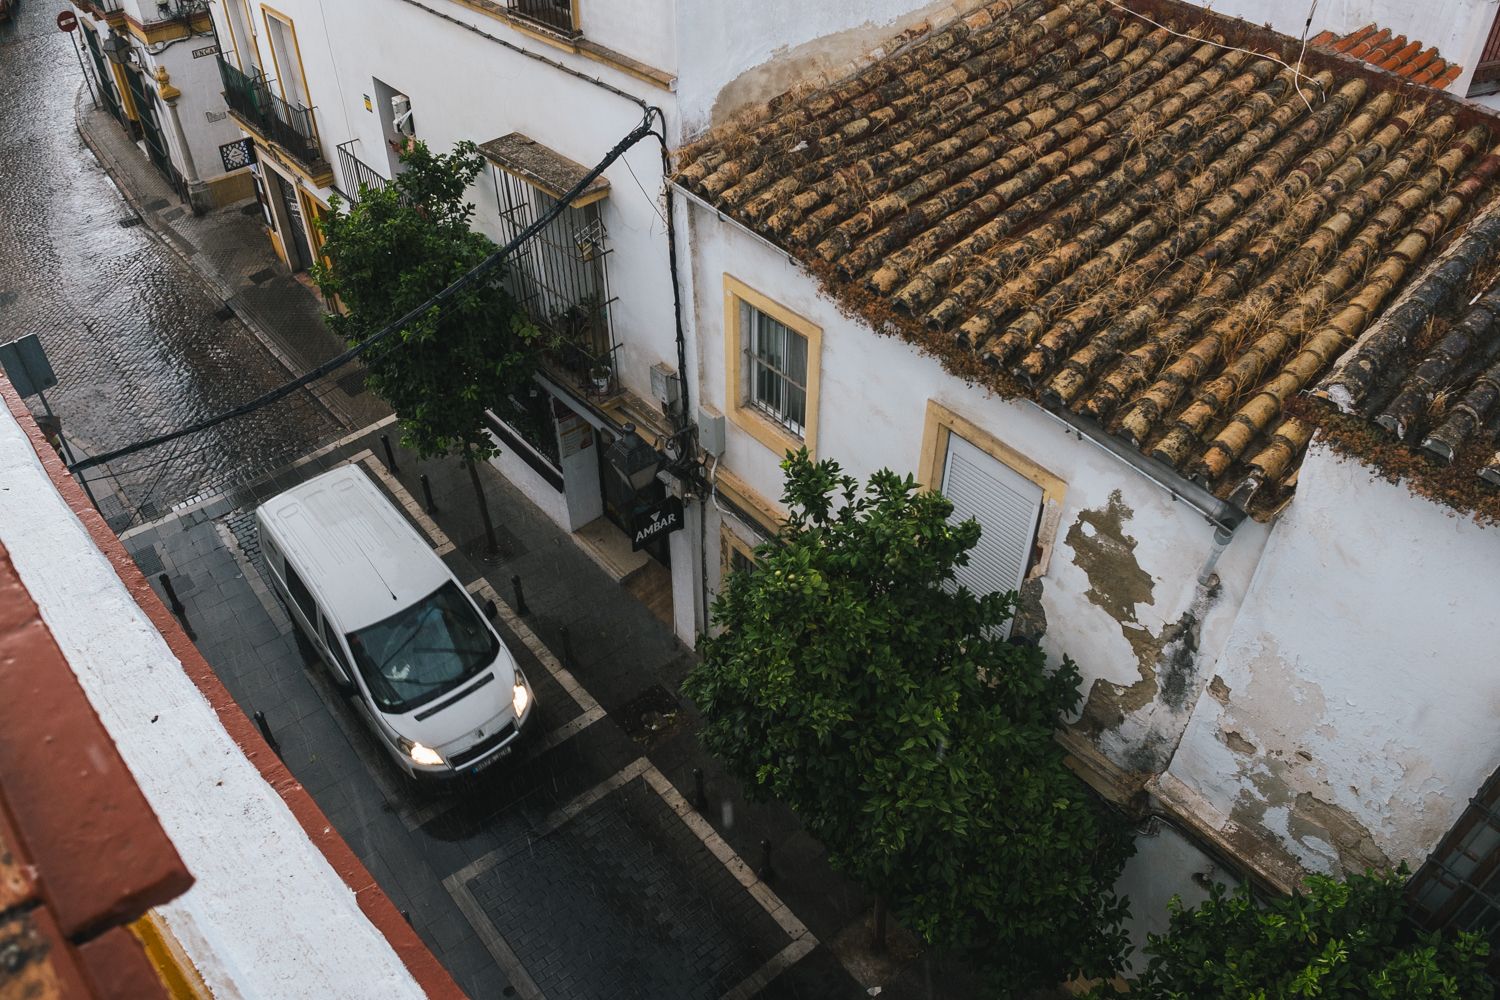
top-left (346, 581), bottom-right (499, 713)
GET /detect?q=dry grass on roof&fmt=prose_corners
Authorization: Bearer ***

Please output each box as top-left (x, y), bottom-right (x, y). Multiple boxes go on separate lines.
top-left (675, 0), bottom-right (1500, 519)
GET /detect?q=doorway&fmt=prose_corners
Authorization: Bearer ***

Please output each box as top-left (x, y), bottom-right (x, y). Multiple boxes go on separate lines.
top-left (268, 169), bottom-right (314, 272)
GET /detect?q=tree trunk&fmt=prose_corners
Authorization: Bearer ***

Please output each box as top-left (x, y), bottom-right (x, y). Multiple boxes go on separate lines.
top-left (872, 896), bottom-right (888, 953)
top-left (463, 444), bottom-right (499, 559)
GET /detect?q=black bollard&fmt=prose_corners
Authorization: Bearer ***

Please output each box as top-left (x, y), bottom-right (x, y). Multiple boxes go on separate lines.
top-left (157, 573), bottom-right (195, 640)
top-left (420, 474), bottom-right (437, 514)
top-left (757, 839), bottom-right (774, 882)
top-left (559, 626), bottom-right (572, 671)
top-left (511, 575), bottom-right (529, 616)
top-left (379, 434), bottom-right (399, 474)
top-left (692, 768), bottom-right (707, 811)
top-left (402, 910), bottom-right (412, 926)
top-left (253, 710), bottom-right (281, 759)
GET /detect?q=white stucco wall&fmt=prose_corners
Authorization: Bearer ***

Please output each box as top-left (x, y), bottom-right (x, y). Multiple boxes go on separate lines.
top-left (578, 0), bottom-right (676, 73)
top-left (1167, 441), bottom-right (1500, 877)
top-left (0, 407), bottom-right (426, 1000)
top-left (1209, 0), bottom-right (1498, 94)
top-left (211, 0), bottom-right (683, 411)
top-left (150, 40), bottom-right (248, 184)
top-left (686, 206), bottom-right (1272, 774)
top-left (674, 0), bottom-right (954, 136)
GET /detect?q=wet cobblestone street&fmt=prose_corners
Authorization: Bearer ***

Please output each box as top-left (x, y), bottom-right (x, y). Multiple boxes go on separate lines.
top-left (0, 3), bottom-right (336, 524)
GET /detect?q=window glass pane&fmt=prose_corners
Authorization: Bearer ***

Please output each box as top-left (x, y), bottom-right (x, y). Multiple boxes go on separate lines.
top-left (321, 617), bottom-right (353, 675)
top-left (787, 327), bottom-right (808, 387)
top-left (346, 581), bottom-right (499, 713)
top-left (786, 384), bottom-right (806, 430)
top-left (285, 564), bottom-right (317, 623)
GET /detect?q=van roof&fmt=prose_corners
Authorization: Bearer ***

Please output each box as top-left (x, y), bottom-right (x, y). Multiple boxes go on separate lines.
top-left (256, 465), bottom-right (452, 632)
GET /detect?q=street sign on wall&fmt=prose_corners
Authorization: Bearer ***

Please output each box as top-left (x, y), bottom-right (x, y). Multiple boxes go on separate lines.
top-left (630, 495), bottom-right (684, 551)
top-left (0, 335), bottom-right (58, 398)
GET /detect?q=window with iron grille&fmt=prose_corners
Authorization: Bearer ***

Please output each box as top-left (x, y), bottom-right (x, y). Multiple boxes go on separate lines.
top-left (741, 303), bottom-right (808, 437)
top-left (490, 166), bottom-right (616, 393)
top-left (1408, 764), bottom-right (1500, 980)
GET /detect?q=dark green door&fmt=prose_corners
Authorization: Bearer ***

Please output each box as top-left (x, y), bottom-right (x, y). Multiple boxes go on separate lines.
top-left (122, 65), bottom-right (172, 181)
top-left (81, 29), bottom-right (125, 126)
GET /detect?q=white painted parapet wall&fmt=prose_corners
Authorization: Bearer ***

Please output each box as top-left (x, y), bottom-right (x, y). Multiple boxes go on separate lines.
top-left (0, 406), bottom-right (429, 1000)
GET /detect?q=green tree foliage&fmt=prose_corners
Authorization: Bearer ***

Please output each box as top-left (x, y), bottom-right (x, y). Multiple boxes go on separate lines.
top-left (314, 140), bottom-right (541, 462)
top-left (683, 450), bottom-right (1133, 993)
top-left (1116, 869), bottom-right (1492, 999)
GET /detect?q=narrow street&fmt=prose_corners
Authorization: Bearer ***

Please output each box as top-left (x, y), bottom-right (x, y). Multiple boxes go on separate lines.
top-left (0, 8), bottom-right (928, 999)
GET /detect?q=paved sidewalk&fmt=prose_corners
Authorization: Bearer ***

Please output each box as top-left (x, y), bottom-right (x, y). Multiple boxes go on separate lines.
top-left (73, 85), bottom-right (386, 431)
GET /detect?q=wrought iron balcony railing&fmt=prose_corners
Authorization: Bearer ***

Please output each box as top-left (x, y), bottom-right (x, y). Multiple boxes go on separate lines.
top-left (507, 0), bottom-right (578, 37)
top-left (334, 140), bottom-right (395, 204)
top-left (217, 57), bottom-right (328, 176)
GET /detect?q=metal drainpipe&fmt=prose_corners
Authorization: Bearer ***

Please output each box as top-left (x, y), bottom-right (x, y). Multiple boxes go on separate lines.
top-left (1196, 523), bottom-right (1236, 587)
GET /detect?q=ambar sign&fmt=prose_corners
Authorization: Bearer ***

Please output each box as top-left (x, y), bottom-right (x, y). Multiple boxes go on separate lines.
top-left (630, 495), bottom-right (684, 551)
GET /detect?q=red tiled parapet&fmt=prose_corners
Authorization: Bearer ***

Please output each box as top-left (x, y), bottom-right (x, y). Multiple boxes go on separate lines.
top-left (1312, 22), bottom-right (1462, 89)
top-left (0, 545), bottom-right (194, 940)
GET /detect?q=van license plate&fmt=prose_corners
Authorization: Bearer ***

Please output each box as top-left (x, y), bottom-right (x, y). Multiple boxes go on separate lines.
top-left (470, 745), bottom-right (512, 775)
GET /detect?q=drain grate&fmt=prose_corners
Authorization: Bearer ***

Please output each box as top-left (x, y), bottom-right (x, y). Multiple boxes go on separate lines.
top-left (619, 684), bottom-right (682, 746)
top-left (117, 216), bottom-right (143, 228)
top-left (247, 267), bottom-right (276, 285)
top-left (213, 304), bottom-right (235, 322)
top-left (335, 369), bottom-right (367, 397)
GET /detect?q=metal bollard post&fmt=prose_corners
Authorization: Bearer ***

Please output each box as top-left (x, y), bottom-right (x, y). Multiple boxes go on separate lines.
top-left (757, 839), bottom-right (775, 882)
top-left (253, 711), bottom-right (281, 759)
top-left (511, 575), bottom-right (529, 616)
top-left (420, 474), bottom-right (437, 514)
top-left (559, 626), bottom-right (572, 671)
top-left (379, 434), bottom-right (399, 474)
top-left (402, 910), bottom-right (412, 926)
top-left (157, 573), bottom-right (195, 640)
top-left (692, 768), bottom-right (707, 812)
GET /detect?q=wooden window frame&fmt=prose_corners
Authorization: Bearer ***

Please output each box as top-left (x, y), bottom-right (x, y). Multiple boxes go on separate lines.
top-left (260, 4), bottom-right (313, 111)
top-left (916, 399), bottom-right (1067, 581)
top-left (723, 274), bottom-right (822, 461)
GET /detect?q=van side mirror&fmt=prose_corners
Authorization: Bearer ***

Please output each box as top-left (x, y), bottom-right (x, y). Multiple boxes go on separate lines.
top-left (484, 599), bottom-right (498, 620)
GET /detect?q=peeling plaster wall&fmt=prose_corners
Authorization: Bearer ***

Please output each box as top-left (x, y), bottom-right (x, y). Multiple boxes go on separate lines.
top-left (1168, 441), bottom-right (1500, 877)
top-left (690, 209), bottom-right (1273, 773)
top-left (676, 0), bottom-right (956, 136)
top-left (1207, 0), bottom-right (1497, 95)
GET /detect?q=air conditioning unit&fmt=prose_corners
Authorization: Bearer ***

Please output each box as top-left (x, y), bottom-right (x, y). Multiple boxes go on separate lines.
top-left (391, 94), bottom-right (415, 137)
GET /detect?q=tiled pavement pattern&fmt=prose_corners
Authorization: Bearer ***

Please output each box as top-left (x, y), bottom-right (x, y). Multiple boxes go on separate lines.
top-left (116, 425), bottom-right (952, 999)
top-left (468, 776), bottom-right (785, 1000)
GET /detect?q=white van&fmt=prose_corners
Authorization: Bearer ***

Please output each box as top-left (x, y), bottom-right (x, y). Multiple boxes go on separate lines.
top-left (255, 465), bottom-right (534, 779)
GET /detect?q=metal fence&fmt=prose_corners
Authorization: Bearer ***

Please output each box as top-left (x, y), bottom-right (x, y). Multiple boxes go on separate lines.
top-left (335, 140), bottom-right (395, 204)
top-left (490, 166), bottom-right (618, 398)
top-left (507, 0), bottom-right (577, 36)
top-left (217, 56), bottom-right (327, 174)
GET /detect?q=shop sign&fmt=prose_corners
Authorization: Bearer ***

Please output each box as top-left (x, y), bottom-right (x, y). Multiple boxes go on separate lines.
top-left (630, 495), bottom-right (684, 551)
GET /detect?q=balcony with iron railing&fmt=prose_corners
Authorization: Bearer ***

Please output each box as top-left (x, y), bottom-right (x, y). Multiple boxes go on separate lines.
top-left (217, 56), bottom-right (331, 182)
top-left (506, 0), bottom-right (579, 37)
top-left (78, 0), bottom-right (124, 16)
top-left (333, 140), bottom-right (404, 205)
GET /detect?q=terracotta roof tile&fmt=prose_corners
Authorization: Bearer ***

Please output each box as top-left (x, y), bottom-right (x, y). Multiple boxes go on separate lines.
top-left (677, 0), bottom-right (1500, 517)
top-left (1312, 22), bottom-right (1462, 91)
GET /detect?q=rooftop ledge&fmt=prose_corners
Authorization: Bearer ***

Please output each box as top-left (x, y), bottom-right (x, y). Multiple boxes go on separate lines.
top-left (0, 377), bottom-right (460, 1000)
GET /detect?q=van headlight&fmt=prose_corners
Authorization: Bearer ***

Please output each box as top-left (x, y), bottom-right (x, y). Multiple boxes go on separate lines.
top-left (512, 681), bottom-right (530, 717)
top-left (398, 738), bottom-right (444, 766)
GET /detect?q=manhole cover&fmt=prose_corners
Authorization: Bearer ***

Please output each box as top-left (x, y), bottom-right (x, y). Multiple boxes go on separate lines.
top-left (248, 267), bottom-right (277, 285)
top-left (336, 369), bottom-right (367, 397)
top-left (213, 304), bottom-right (235, 322)
top-left (240, 203), bottom-right (263, 216)
top-left (619, 684), bottom-right (681, 746)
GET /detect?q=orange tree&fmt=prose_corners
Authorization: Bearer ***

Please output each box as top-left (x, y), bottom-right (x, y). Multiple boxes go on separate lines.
top-left (314, 140), bottom-right (541, 553)
top-left (683, 450), bottom-right (1133, 992)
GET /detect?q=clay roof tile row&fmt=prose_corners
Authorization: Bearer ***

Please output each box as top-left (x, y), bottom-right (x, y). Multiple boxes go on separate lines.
top-left (1313, 22), bottom-right (1463, 90)
top-left (676, 0), bottom-right (1500, 518)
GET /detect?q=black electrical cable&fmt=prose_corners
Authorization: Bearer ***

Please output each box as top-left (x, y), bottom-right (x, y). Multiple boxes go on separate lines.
top-left (71, 113), bottom-right (657, 473)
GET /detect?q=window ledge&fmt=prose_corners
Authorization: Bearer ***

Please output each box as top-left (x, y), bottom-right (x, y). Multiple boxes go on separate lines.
top-left (445, 0), bottom-right (676, 92)
top-left (729, 403), bottom-right (807, 463)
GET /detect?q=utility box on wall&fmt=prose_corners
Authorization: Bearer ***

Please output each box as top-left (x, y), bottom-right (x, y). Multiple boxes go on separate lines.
top-left (697, 405), bottom-right (725, 457)
top-left (650, 362), bottom-right (682, 412)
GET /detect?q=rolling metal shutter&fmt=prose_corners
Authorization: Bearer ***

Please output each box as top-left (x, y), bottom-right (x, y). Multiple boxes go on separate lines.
top-left (941, 434), bottom-right (1044, 635)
